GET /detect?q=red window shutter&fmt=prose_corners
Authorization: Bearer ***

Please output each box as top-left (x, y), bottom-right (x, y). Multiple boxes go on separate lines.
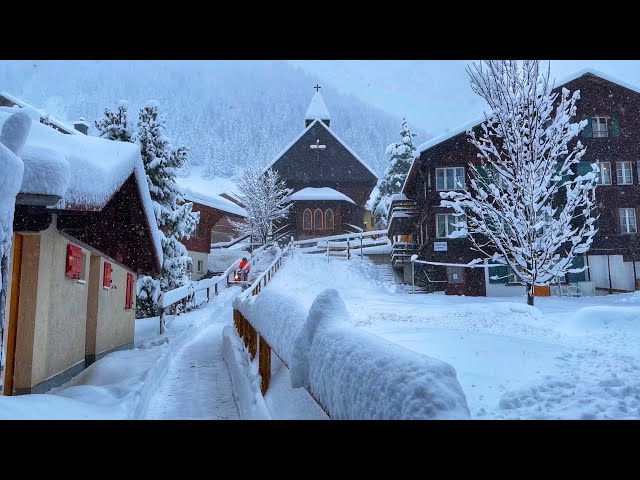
top-left (125, 272), bottom-right (134, 309)
top-left (66, 244), bottom-right (82, 279)
top-left (103, 262), bottom-right (112, 288)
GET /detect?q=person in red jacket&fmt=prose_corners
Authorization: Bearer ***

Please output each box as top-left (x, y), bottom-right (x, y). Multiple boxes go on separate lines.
top-left (238, 257), bottom-right (251, 281)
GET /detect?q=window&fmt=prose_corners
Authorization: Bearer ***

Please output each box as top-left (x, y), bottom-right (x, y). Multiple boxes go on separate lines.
top-left (447, 266), bottom-right (464, 284)
top-left (616, 161), bottom-right (633, 185)
top-left (436, 167), bottom-right (465, 191)
top-left (436, 213), bottom-right (466, 238)
top-left (197, 260), bottom-right (204, 273)
top-left (303, 209), bottom-right (312, 230)
top-left (592, 117), bottom-right (608, 138)
top-left (103, 262), bottom-right (113, 289)
top-left (325, 209), bottom-right (334, 230)
top-left (620, 208), bottom-right (637, 234)
top-left (125, 272), bottom-right (135, 310)
top-left (597, 162), bottom-right (612, 185)
top-left (314, 209), bottom-right (323, 230)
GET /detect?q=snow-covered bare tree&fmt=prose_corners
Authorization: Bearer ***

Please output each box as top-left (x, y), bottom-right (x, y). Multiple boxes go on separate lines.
top-left (0, 112), bottom-right (30, 392)
top-left (230, 165), bottom-right (292, 246)
top-left (372, 118), bottom-right (417, 228)
top-left (134, 102), bottom-right (199, 318)
top-left (94, 100), bottom-right (133, 142)
top-left (440, 60), bottom-right (598, 306)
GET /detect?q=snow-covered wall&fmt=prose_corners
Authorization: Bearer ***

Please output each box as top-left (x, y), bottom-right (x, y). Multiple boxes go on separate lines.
top-left (236, 287), bottom-right (470, 419)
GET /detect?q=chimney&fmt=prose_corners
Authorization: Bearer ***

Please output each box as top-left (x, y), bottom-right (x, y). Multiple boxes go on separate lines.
top-left (73, 117), bottom-right (90, 135)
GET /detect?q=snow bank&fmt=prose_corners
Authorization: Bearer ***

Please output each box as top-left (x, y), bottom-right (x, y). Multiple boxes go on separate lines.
top-left (0, 346), bottom-right (166, 419)
top-left (234, 290), bottom-right (308, 366)
top-left (565, 306), bottom-right (640, 335)
top-left (222, 326), bottom-right (271, 420)
top-left (289, 289), bottom-right (470, 419)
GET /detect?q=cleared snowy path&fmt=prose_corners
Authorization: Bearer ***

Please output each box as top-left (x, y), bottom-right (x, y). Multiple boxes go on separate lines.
top-left (143, 320), bottom-right (239, 420)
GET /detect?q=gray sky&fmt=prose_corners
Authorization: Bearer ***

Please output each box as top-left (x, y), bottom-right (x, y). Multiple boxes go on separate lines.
top-left (288, 60), bottom-right (640, 137)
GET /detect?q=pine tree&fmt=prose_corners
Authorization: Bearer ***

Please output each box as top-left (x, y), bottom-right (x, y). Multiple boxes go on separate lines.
top-left (134, 102), bottom-right (199, 318)
top-left (94, 100), bottom-right (133, 142)
top-left (372, 119), bottom-right (417, 228)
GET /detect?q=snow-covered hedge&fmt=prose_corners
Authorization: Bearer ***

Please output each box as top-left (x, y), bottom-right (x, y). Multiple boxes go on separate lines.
top-left (235, 288), bottom-right (470, 420)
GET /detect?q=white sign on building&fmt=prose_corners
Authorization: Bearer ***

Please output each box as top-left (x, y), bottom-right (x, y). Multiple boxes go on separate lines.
top-left (434, 242), bottom-right (447, 252)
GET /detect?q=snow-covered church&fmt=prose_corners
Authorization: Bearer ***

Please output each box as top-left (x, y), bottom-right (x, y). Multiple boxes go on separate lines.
top-left (266, 87), bottom-right (378, 240)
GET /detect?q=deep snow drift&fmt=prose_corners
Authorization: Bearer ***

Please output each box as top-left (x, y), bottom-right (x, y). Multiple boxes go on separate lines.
top-left (263, 253), bottom-right (640, 419)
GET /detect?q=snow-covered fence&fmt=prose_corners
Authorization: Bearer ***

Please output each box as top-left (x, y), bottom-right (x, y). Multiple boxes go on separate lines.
top-left (232, 244), bottom-right (291, 395)
top-left (157, 258), bottom-right (242, 333)
top-left (235, 287), bottom-right (471, 419)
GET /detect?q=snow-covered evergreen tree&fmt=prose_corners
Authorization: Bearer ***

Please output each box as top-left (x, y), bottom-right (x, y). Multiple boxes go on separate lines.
top-left (0, 112), bottom-right (30, 392)
top-left (372, 119), bottom-right (417, 228)
top-left (230, 165), bottom-right (292, 246)
top-left (440, 60), bottom-right (598, 306)
top-left (94, 100), bottom-right (133, 142)
top-left (134, 102), bottom-right (199, 318)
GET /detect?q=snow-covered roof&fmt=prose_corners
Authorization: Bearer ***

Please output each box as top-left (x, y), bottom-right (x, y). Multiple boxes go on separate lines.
top-left (0, 106), bottom-right (163, 265)
top-left (554, 67), bottom-right (640, 96)
top-left (305, 92), bottom-right (331, 121)
top-left (183, 188), bottom-right (247, 217)
top-left (289, 187), bottom-right (355, 204)
top-left (0, 91), bottom-right (81, 135)
top-left (262, 118), bottom-right (378, 179)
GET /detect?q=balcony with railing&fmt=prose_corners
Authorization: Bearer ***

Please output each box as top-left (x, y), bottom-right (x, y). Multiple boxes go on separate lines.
top-left (387, 194), bottom-right (419, 237)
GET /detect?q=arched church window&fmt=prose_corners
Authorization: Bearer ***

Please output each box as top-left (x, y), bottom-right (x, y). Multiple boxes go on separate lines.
top-left (303, 209), bottom-right (312, 230)
top-left (314, 209), bottom-right (324, 230)
top-left (325, 209), bottom-right (334, 230)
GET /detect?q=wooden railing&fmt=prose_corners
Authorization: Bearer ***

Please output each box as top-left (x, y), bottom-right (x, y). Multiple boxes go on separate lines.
top-left (232, 244), bottom-right (290, 395)
top-left (157, 259), bottom-right (242, 334)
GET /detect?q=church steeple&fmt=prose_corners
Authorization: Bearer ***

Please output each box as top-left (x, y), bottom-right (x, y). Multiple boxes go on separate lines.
top-left (305, 85), bottom-right (330, 128)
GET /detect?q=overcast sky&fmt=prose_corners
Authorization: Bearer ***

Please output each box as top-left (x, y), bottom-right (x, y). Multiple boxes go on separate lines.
top-left (288, 60), bottom-right (640, 137)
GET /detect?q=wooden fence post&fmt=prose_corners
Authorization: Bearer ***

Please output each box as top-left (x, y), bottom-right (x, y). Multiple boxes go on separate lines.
top-left (259, 336), bottom-right (271, 395)
top-left (248, 323), bottom-right (257, 359)
top-left (215, 283), bottom-right (218, 295)
top-left (207, 287), bottom-right (210, 302)
top-left (160, 307), bottom-right (168, 334)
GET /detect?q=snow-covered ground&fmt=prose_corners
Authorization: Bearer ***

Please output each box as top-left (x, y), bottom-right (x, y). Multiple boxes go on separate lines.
top-left (264, 254), bottom-right (640, 420)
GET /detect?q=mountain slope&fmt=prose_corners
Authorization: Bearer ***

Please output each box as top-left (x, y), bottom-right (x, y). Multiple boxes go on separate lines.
top-left (0, 60), bottom-right (428, 178)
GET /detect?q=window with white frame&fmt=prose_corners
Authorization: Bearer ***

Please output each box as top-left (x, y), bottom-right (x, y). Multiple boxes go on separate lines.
top-left (436, 167), bottom-right (465, 191)
top-left (592, 117), bottom-right (609, 138)
top-left (597, 161), bottom-right (612, 185)
top-left (436, 213), bottom-right (466, 238)
top-left (620, 208), bottom-right (637, 234)
top-left (616, 161), bottom-right (633, 185)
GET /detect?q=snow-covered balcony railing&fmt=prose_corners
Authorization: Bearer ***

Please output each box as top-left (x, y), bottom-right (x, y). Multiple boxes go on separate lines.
top-left (391, 241), bottom-right (420, 265)
top-left (387, 199), bottom-right (418, 237)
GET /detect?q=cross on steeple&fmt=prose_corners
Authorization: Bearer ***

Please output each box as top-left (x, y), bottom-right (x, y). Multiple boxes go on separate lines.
top-left (310, 138), bottom-right (326, 161)
top-left (314, 84), bottom-right (321, 92)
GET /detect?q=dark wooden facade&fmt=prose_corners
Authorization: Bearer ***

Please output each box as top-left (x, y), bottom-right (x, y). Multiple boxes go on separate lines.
top-left (182, 202), bottom-right (224, 254)
top-left (17, 174), bottom-right (161, 276)
top-left (393, 71), bottom-right (640, 296)
top-left (269, 119), bottom-right (377, 239)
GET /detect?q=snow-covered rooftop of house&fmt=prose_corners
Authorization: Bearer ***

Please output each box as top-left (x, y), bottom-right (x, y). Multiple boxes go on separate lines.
top-left (174, 167), bottom-right (245, 216)
top-left (0, 106), bottom-right (163, 264)
top-left (183, 188), bottom-right (247, 217)
top-left (289, 187), bottom-right (355, 204)
top-left (0, 91), bottom-right (81, 135)
top-left (262, 119), bottom-right (378, 179)
top-left (305, 92), bottom-right (330, 121)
